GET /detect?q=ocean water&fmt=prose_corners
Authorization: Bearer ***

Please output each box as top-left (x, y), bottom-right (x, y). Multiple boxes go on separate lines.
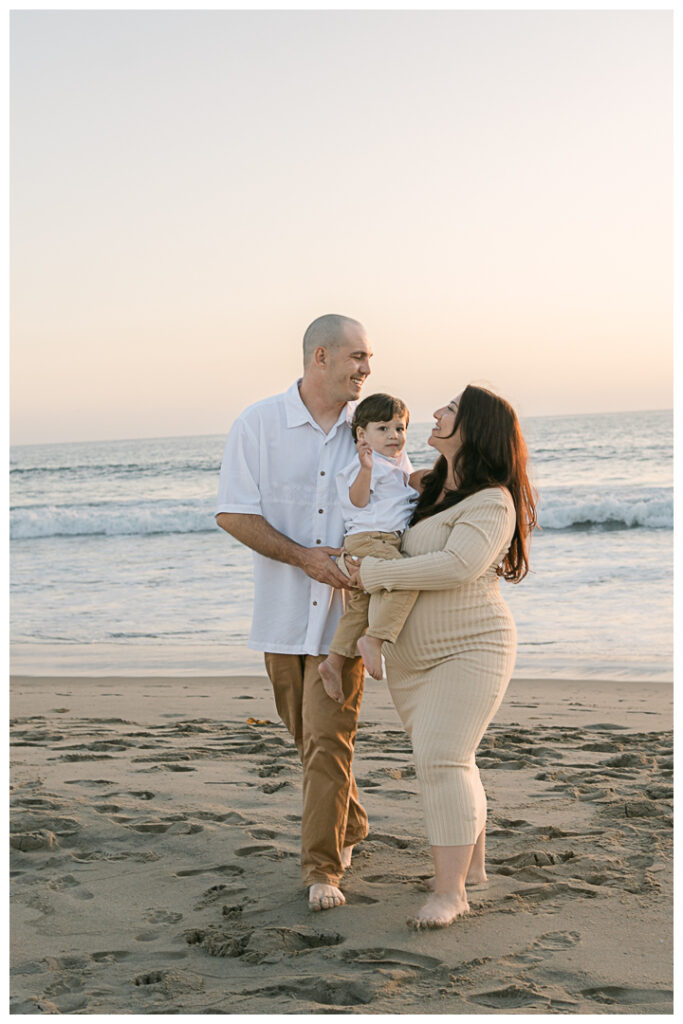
top-left (10, 409), bottom-right (672, 680)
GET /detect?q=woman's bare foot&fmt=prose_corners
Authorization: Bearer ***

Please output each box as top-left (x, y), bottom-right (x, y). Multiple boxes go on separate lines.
top-left (309, 883), bottom-right (345, 911)
top-left (407, 891), bottom-right (469, 930)
top-left (466, 868), bottom-right (488, 886)
top-left (319, 657), bottom-right (345, 704)
top-left (357, 635), bottom-right (384, 679)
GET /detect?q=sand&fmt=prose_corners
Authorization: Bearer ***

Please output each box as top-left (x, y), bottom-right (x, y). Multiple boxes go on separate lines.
top-left (10, 673), bottom-right (673, 1015)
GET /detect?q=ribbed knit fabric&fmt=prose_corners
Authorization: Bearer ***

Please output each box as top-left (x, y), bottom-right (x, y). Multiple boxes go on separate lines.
top-left (360, 487), bottom-right (517, 846)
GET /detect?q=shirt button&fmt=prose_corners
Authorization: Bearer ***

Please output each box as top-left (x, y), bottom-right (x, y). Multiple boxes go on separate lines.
top-left (312, 600), bottom-right (318, 606)
top-left (318, 509), bottom-right (324, 514)
top-left (320, 471), bottom-right (325, 476)
top-left (316, 539), bottom-right (322, 545)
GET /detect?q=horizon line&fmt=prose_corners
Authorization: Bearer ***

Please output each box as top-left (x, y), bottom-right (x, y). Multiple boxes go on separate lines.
top-left (9, 406), bottom-right (673, 450)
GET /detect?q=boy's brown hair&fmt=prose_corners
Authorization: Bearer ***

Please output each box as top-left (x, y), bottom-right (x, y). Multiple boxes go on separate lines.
top-left (351, 393), bottom-right (410, 441)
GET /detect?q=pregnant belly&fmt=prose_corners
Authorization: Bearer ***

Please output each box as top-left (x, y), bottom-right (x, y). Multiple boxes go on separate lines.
top-left (384, 590), bottom-right (516, 672)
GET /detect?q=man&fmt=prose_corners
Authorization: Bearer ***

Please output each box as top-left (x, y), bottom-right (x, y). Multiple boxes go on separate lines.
top-left (216, 314), bottom-right (373, 912)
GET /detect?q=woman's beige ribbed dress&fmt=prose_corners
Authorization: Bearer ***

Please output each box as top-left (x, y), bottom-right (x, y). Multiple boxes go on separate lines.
top-left (360, 486), bottom-right (517, 847)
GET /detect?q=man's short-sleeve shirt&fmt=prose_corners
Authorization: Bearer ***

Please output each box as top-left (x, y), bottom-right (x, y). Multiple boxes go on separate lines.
top-left (216, 380), bottom-right (358, 655)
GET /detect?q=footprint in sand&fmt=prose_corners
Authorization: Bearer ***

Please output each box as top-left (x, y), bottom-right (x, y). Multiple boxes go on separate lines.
top-left (11, 796), bottom-right (62, 810)
top-left (12, 813), bottom-right (80, 839)
top-left (341, 947), bottom-right (445, 972)
top-left (258, 763), bottom-right (288, 777)
top-left (47, 874), bottom-right (94, 900)
top-left (72, 849), bottom-right (161, 863)
top-left (175, 863), bottom-right (244, 878)
top-left (185, 924), bottom-right (343, 964)
top-left (126, 819), bottom-right (203, 835)
top-left (468, 982), bottom-right (549, 1009)
top-left (504, 880), bottom-right (599, 908)
top-left (132, 969), bottom-right (205, 995)
top-left (355, 777), bottom-right (381, 789)
top-left (241, 926), bottom-right (345, 963)
top-left (193, 883), bottom-right (248, 909)
top-left (579, 985), bottom-right (672, 1008)
top-left (532, 930), bottom-right (581, 953)
top-left (57, 753), bottom-right (118, 762)
top-left (194, 810), bottom-right (253, 823)
top-left (143, 909), bottom-right (183, 924)
top-left (90, 950), bottom-right (132, 963)
top-left (135, 930), bottom-right (162, 942)
top-left (234, 843), bottom-right (296, 859)
top-left (504, 929), bottom-right (581, 969)
top-left (10, 831), bottom-right (58, 852)
top-left (43, 974), bottom-right (86, 997)
top-left (93, 803), bottom-right (126, 814)
top-left (64, 778), bottom-right (116, 787)
top-left (239, 975), bottom-right (376, 1007)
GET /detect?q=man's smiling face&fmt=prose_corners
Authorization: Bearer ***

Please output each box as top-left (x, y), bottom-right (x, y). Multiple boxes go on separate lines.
top-left (325, 325), bottom-right (373, 403)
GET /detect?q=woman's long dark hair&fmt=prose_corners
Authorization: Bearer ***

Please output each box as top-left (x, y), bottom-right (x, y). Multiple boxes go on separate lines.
top-left (411, 385), bottom-right (537, 582)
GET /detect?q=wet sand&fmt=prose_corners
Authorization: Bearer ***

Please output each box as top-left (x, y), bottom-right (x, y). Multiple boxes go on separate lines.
top-left (10, 674), bottom-right (673, 1014)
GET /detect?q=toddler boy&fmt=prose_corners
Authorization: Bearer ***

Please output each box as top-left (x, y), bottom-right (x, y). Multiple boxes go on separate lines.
top-left (319, 393), bottom-right (421, 702)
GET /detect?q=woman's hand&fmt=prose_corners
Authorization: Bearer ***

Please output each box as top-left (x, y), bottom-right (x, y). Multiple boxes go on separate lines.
top-left (344, 553), bottom-right (364, 588)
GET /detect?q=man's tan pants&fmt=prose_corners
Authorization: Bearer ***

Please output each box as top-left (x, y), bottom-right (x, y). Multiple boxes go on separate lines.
top-left (330, 530), bottom-right (419, 658)
top-left (264, 652), bottom-right (368, 887)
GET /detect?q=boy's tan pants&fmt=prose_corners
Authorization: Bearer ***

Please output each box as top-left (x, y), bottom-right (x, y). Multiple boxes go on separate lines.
top-left (264, 652), bottom-right (367, 887)
top-left (330, 530), bottom-right (419, 658)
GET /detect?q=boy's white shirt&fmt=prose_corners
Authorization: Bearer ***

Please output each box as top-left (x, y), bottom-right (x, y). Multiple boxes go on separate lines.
top-left (336, 449), bottom-right (419, 537)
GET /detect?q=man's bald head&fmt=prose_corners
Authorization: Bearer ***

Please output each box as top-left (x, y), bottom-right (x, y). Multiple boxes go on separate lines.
top-left (302, 314), bottom-right (365, 367)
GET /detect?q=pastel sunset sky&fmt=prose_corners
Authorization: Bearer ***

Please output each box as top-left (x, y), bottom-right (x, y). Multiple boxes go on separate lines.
top-left (10, 7), bottom-right (672, 444)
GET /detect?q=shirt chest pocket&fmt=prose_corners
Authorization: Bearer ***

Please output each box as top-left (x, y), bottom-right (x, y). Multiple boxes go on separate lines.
top-left (261, 441), bottom-right (318, 507)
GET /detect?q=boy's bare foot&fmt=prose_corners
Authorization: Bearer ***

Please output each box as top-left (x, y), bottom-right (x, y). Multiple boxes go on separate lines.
top-left (357, 635), bottom-right (384, 679)
top-left (309, 883), bottom-right (345, 911)
top-left (319, 658), bottom-right (344, 704)
top-left (407, 891), bottom-right (469, 930)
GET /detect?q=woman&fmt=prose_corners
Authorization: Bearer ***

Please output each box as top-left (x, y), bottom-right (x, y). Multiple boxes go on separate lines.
top-left (346, 384), bottom-right (537, 930)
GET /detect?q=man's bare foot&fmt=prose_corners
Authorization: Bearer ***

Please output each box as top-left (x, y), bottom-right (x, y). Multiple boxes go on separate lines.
top-left (357, 635), bottom-right (384, 679)
top-left (341, 845), bottom-right (353, 871)
top-left (407, 891), bottom-right (469, 930)
top-left (319, 658), bottom-right (344, 704)
top-left (423, 868), bottom-right (488, 890)
top-left (309, 883), bottom-right (345, 911)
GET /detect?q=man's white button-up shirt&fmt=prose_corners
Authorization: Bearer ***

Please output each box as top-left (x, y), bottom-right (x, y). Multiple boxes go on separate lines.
top-left (216, 380), bottom-right (358, 655)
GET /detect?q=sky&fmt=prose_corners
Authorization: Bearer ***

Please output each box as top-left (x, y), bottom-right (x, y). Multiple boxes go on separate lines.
top-left (10, 7), bottom-right (673, 445)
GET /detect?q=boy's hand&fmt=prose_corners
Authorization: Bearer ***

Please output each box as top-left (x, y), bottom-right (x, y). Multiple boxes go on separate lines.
top-left (357, 441), bottom-right (374, 471)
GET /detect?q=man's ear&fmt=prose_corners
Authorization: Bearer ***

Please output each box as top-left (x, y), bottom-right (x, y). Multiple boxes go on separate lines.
top-left (313, 345), bottom-right (327, 368)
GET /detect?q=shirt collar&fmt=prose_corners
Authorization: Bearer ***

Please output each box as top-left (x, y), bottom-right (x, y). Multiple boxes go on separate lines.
top-left (373, 451), bottom-right (400, 466)
top-left (284, 380), bottom-right (355, 435)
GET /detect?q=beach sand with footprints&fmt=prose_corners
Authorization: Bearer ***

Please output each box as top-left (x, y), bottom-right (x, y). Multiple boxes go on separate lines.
top-left (10, 673), bottom-right (672, 1015)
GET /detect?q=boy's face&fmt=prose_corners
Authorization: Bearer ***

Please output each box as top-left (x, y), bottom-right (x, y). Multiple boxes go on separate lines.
top-left (356, 416), bottom-right (408, 458)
